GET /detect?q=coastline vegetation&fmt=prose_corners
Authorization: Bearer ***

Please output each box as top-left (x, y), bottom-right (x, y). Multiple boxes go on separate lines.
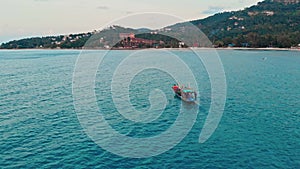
top-left (1, 0), bottom-right (299, 49)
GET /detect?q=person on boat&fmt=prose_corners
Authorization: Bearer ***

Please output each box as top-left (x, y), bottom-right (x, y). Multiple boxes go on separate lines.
top-left (172, 84), bottom-right (179, 90)
top-left (172, 84), bottom-right (181, 96)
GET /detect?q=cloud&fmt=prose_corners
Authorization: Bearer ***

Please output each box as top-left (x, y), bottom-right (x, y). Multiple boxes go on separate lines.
top-left (97, 6), bottom-right (109, 10)
top-left (202, 6), bottom-right (224, 14)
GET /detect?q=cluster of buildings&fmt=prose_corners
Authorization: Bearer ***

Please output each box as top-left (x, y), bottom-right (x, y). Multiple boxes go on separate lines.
top-left (50, 33), bottom-right (92, 46)
top-left (272, 0), bottom-right (299, 4)
top-left (118, 33), bottom-right (162, 48)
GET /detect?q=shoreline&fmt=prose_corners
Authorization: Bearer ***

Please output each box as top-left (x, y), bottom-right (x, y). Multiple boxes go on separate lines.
top-left (0, 47), bottom-right (299, 51)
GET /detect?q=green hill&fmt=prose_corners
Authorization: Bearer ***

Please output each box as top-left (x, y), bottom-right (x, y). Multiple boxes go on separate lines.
top-left (0, 26), bottom-right (138, 49)
top-left (189, 0), bottom-right (300, 47)
top-left (1, 0), bottom-right (300, 49)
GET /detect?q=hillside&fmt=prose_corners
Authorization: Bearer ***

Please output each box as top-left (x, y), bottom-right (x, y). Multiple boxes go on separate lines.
top-left (1, 0), bottom-right (300, 49)
top-left (158, 0), bottom-right (300, 48)
top-left (188, 0), bottom-right (300, 47)
top-left (0, 26), bottom-right (138, 49)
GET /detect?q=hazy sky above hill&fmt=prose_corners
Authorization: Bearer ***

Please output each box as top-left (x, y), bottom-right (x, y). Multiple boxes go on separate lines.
top-left (0, 0), bottom-right (262, 43)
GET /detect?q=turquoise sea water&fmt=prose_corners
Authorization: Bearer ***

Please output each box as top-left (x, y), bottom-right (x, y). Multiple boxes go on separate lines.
top-left (0, 49), bottom-right (299, 168)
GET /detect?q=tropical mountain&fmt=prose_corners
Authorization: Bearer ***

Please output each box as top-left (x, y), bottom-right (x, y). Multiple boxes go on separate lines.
top-left (188, 0), bottom-right (300, 47)
top-left (1, 0), bottom-right (300, 49)
top-left (0, 26), bottom-right (136, 49)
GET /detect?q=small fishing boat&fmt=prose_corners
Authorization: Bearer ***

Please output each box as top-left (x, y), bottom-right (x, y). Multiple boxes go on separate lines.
top-left (172, 84), bottom-right (197, 103)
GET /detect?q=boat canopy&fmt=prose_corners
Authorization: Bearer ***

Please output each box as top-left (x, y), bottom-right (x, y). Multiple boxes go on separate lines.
top-left (182, 89), bottom-right (194, 93)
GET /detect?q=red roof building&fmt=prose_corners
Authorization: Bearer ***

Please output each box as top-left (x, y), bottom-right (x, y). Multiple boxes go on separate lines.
top-left (119, 33), bottom-right (157, 48)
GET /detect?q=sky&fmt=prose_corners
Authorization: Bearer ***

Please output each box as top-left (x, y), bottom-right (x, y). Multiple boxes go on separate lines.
top-left (0, 0), bottom-right (262, 43)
